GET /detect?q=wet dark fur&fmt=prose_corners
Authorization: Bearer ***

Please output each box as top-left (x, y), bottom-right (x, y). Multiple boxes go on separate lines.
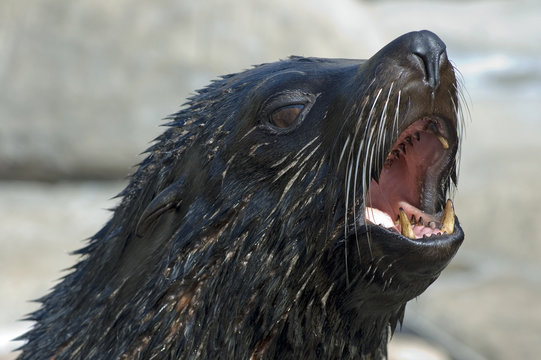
top-left (19, 31), bottom-right (465, 359)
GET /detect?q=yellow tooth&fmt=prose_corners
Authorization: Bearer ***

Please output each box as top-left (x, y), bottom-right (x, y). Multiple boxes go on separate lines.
top-left (399, 208), bottom-right (416, 239)
top-left (436, 134), bottom-right (449, 149)
top-left (441, 199), bottom-right (455, 234)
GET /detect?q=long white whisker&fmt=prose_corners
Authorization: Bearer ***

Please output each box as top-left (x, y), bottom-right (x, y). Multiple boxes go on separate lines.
top-left (353, 135), bottom-right (365, 261)
top-left (375, 83), bottom-right (394, 168)
top-left (393, 90), bottom-right (402, 140)
top-left (361, 88), bottom-right (383, 211)
top-left (344, 149), bottom-right (354, 285)
top-left (358, 89), bottom-right (384, 259)
top-left (337, 136), bottom-right (351, 169)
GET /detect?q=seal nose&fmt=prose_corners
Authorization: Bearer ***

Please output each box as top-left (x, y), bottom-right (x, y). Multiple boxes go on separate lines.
top-left (407, 30), bottom-right (447, 90)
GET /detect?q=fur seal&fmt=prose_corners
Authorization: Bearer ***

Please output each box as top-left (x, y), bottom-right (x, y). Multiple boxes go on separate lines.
top-left (18, 30), bottom-right (465, 359)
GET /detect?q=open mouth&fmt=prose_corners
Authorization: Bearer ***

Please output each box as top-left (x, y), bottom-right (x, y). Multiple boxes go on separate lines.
top-left (364, 117), bottom-right (457, 240)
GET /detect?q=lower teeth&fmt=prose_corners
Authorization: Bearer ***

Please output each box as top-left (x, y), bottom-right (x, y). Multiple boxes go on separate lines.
top-left (397, 199), bottom-right (455, 239)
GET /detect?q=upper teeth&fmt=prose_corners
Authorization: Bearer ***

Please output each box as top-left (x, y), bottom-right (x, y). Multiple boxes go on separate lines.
top-left (384, 126), bottom-right (450, 169)
top-left (436, 134), bottom-right (450, 149)
top-left (425, 119), bottom-right (450, 150)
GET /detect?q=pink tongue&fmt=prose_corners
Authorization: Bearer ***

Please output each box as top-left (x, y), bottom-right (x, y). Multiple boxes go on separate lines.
top-left (412, 224), bottom-right (442, 238)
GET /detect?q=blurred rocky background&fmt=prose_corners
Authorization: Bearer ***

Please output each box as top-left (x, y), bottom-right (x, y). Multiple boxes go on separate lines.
top-left (1, 0), bottom-right (540, 359)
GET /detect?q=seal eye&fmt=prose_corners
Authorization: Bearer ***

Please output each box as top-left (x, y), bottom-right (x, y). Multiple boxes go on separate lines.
top-left (261, 91), bottom-right (318, 132)
top-left (270, 104), bottom-right (305, 128)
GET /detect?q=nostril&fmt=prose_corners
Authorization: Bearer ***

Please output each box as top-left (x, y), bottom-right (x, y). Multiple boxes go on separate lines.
top-left (408, 30), bottom-right (447, 90)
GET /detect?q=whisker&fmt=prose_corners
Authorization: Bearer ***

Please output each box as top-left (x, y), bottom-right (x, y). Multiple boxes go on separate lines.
top-left (353, 136), bottom-right (365, 261)
top-left (449, 79), bottom-right (468, 181)
top-left (375, 83), bottom-right (394, 171)
top-left (393, 90), bottom-right (402, 144)
top-left (337, 135), bottom-right (351, 170)
top-left (364, 134), bottom-right (378, 259)
top-left (361, 88), bottom-right (383, 210)
top-left (338, 97), bottom-right (372, 286)
top-left (344, 149), bottom-right (354, 285)
top-left (358, 88), bottom-right (383, 259)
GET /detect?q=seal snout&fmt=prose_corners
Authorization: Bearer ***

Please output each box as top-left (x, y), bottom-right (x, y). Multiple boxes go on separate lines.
top-left (406, 30), bottom-right (447, 90)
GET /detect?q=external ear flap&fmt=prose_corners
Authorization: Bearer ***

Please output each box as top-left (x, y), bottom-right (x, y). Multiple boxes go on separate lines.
top-left (136, 178), bottom-right (185, 236)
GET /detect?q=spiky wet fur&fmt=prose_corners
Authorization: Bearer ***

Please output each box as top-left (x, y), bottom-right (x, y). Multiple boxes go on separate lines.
top-left (18, 31), bottom-right (465, 360)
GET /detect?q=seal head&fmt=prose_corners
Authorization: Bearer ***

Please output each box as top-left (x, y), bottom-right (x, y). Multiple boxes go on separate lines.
top-left (19, 30), bottom-right (465, 360)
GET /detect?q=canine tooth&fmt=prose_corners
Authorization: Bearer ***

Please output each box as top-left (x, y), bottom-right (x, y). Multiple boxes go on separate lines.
top-left (425, 120), bottom-right (449, 149)
top-left (436, 135), bottom-right (450, 149)
top-left (399, 208), bottom-right (415, 239)
top-left (441, 199), bottom-right (455, 234)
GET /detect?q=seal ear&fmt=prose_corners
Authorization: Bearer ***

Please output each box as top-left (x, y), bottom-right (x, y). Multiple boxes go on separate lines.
top-left (136, 178), bottom-right (185, 236)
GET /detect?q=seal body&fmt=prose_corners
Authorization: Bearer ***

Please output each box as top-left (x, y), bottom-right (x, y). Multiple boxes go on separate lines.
top-left (19, 30), bottom-right (465, 359)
